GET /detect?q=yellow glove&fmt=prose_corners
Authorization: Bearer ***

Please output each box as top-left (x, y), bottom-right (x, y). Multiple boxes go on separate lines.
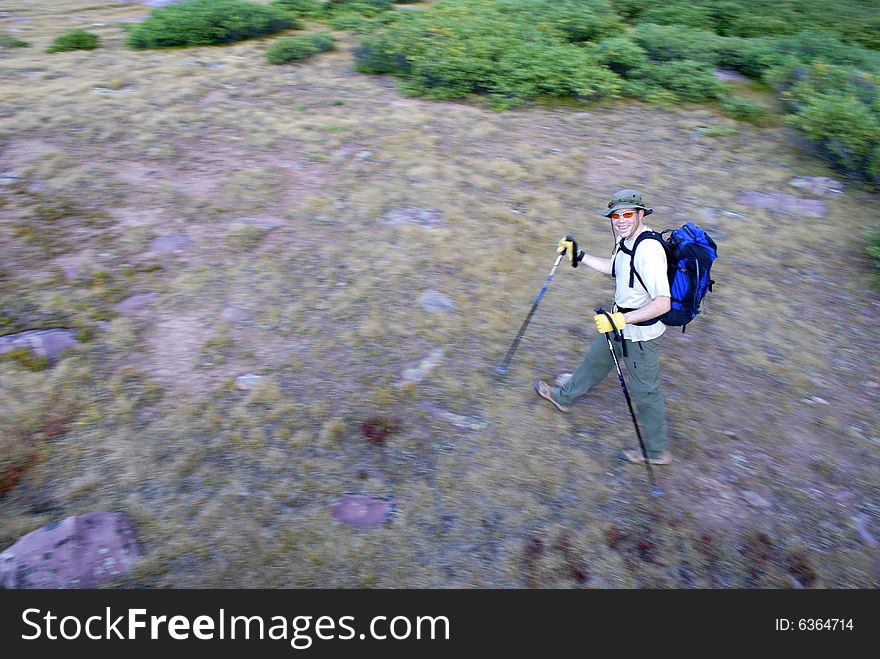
top-left (557, 235), bottom-right (581, 268)
top-left (594, 311), bottom-right (626, 334)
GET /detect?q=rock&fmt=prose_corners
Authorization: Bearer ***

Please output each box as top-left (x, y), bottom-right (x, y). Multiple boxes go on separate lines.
top-left (116, 292), bottom-right (158, 313)
top-left (714, 69), bottom-right (751, 83)
top-left (235, 373), bottom-right (263, 391)
top-left (0, 329), bottom-right (78, 360)
top-left (396, 348), bottom-right (444, 387)
top-left (556, 373), bottom-right (572, 387)
top-left (0, 171), bottom-right (22, 185)
top-left (381, 207), bottom-right (445, 228)
top-left (221, 307), bottom-right (251, 322)
top-left (61, 263), bottom-right (80, 280)
top-left (330, 495), bottom-right (394, 529)
top-left (851, 513), bottom-right (877, 547)
top-left (0, 511), bottom-right (143, 589)
top-left (421, 403), bottom-right (488, 431)
top-left (790, 176), bottom-right (844, 197)
top-left (243, 217), bottom-right (285, 231)
top-left (416, 289), bottom-right (455, 313)
top-left (356, 150), bottom-right (373, 161)
top-left (742, 491), bottom-right (772, 509)
top-left (149, 234), bottom-right (189, 255)
top-left (735, 191), bottom-right (827, 217)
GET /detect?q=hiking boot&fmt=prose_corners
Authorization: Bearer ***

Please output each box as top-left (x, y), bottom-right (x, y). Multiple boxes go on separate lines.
top-left (620, 449), bottom-right (672, 465)
top-left (534, 380), bottom-right (569, 413)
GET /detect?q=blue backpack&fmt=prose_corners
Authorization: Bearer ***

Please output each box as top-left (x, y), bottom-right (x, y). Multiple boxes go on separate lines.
top-left (613, 222), bottom-right (717, 332)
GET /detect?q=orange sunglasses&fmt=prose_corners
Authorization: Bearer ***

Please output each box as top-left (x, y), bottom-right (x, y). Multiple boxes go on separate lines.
top-left (610, 210), bottom-right (637, 220)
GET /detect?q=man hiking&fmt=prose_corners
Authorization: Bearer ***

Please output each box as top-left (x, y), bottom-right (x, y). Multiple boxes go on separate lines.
top-left (534, 189), bottom-right (673, 465)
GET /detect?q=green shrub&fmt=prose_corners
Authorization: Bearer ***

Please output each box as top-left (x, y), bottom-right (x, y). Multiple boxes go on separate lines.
top-left (271, 0), bottom-right (327, 19)
top-left (631, 23), bottom-right (721, 64)
top-left (0, 30), bottom-right (30, 48)
top-left (46, 29), bottom-right (100, 53)
top-left (593, 36), bottom-right (649, 77)
top-left (325, 0), bottom-right (393, 15)
top-left (787, 92), bottom-right (879, 181)
top-left (766, 60), bottom-right (880, 181)
top-left (484, 41), bottom-right (621, 108)
top-left (354, 0), bottom-right (623, 108)
top-left (723, 13), bottom-right (797, 38)
top-left (266, 32), bottom-right (335, 64)
top-left (630, 59), bottom-right (725, 102)
top-left (494, 0), bottom-right (623, 44)
top-left (713, 36), bottom-right (788, 78)
top-left (610, 0), bottom-right (880, 50)
top-left (127, 0), bottom-right (298, 49)
top-left (772, 30), bottom-right (880, 71)
top-left (720, 95), bottom-right (770, 123)
top-left (327, 12), bottom-right (376, 32)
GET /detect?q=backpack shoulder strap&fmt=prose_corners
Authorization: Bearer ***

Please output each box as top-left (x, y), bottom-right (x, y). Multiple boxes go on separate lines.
top-left (617, 231), bottom-right (664, 289)
top-left (611, 237), bottom-right (625, 278)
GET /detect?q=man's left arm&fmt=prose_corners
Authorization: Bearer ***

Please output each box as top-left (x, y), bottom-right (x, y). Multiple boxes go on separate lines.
top-left (621, 295), bottom-right (670, 325)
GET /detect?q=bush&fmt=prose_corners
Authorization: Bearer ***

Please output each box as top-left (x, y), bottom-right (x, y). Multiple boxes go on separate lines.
top-left (271, 0), bottom-right (327, 19)
top-left (127, 0), bottom-right (298, 49)
top-left (772, 30), bottom-right (880, 72)
top-left (46, 29), bottom-right (99, 53)
top-left (354, 0), bottom-right (623, 107)
top-left (637, 2), bottom-right (717, 31)
top-left (720, 95), bottom-right (770, 123)
top-left (629, 59), bottom-right (725, 102)
top-left (0, 30), bottom-right (30, 48)
top-left (631, 23), bottom-right (721, 64)
top-left (714, 36), bottom-right (794, 78)
top-left (266, 32), bottom-right (335, 64)
top-left (485, 41), bottom-right (621, 108)
top-left (493, 0), bottom-right (623, 44)
top-left (593, 37), bottom-right (649, 77)
top-left (325, 0), bottom-right (394, 15)
top-left (767, 60), bottom-right (880, 181)
top-left (787, 92), bottom-right (879, 181)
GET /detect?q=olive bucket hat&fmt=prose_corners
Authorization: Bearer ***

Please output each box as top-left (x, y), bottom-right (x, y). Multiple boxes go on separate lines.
top-left (600, 188), bottom-right (653, 217)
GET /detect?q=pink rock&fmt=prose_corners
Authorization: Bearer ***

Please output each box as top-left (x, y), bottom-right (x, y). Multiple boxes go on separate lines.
top-left (0, 511), bottom-right (143, 588)
top-left (0, 329), bottom-right (78, 360)
top-left (714, 69), bottom-right (751, 83)
top-left (331, 495), bottom-right (395, 529)
top-left (116, 292), bottom-right (158, 313)
top-left (150, 234), bottom-right (189, 255)
top-left (735, 191), bottom-right (827, 217)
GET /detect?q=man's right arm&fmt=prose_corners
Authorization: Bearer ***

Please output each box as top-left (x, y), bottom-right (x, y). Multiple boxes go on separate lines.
top-left (577, 252), bottom-right (613, 275)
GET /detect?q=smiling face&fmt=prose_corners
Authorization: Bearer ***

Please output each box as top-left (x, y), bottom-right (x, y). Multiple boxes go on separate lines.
top-left (610, 207), bottom-right (645, 240)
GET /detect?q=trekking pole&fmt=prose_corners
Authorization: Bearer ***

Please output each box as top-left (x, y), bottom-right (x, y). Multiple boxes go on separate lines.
top-left (595, 307), bottom-right (663, 498)
top-left (495, 246), bottom-right (568, 376)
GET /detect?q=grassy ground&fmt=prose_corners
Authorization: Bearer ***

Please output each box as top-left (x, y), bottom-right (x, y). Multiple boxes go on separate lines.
top-left (1, 0), bottom-right (878, 588)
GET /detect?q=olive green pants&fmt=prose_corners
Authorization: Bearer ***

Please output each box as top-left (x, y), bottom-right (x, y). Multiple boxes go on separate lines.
top-left (549, 333), bottom-right (668, 458)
